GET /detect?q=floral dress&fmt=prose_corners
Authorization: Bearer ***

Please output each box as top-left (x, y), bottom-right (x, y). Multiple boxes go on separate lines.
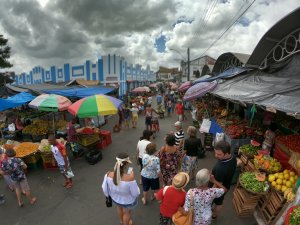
top-left (184, 188), bottom-right (224, 225)
top-left (158, 147), bottom-right (181, 185)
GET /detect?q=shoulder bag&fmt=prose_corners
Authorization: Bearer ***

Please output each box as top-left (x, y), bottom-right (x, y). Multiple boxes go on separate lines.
top-left (105, 172), bottom-right (112, 207)
top-left (172, 189), bottom-right (194, 225)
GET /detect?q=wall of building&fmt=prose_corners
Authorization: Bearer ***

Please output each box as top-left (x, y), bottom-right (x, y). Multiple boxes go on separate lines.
top-left (15, 54), bottom-right (156, 96)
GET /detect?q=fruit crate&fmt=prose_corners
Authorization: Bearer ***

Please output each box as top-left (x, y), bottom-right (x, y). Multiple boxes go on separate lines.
top-left (40, 152), bottom-right (57, 168)
top-left (77, 133), bottom-right (100, 147)
top-left (22, 133), bottom-right (32, 141)
top-left (257, 189), bottom-right (288, 225)
top-left (23, 153), bottom-right (41, 164)
top-left (233, 181), bottom-right (264, 217)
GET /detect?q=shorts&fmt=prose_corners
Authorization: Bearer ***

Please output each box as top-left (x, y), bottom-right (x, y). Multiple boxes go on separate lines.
top-left (213, 192), bottom-right (226, 205)
top-left (12, 178), bottom-right (30, 192)
top-left (145, 117), bottom-right (152, 126)
top-left (132, 115), bottom-right (138, 122)
top-left (58, 161), bottom-right (72, 174)
top-left (112, 198), bottom-right (138, 210)
top-left (142, 176), bottom-right (160, 192)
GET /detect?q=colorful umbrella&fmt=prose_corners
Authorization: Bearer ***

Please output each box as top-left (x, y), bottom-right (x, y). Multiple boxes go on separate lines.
top-left (183, 82), bottom-right (217, 101)
top-left (29, 94), bottom-right (71, 112)
top-left (149, 83), bottom-right (157, 88)
top-left (131, 86), bottom-right (150, 93)
top-left (68, 94), bottom-right (123, 118)
top-left (178, 81), bottom-right (192, 92)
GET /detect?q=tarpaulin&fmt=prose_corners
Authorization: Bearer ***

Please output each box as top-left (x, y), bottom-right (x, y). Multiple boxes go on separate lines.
top-left (0, 92), bottom-right (35, 111)
top-left (183, 81), bottom-right (217, 101)
top-left (193, 67), bottom-right (249, 84)
top-left (44, 86), bottom-right (116, 98)
top-left (211, 55), bottom-right (300, 115)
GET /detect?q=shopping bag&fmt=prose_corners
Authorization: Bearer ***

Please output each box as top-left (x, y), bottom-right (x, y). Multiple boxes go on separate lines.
top-left (199, 119), bottom-right (211, 133)
top-left (172, 209), bottom-right (194, 225)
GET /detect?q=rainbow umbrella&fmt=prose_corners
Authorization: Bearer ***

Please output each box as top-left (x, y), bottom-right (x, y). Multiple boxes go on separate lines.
top-left (29, 94), bottom-right (71, 112)
top-left (68, 94), bottom-right (123, 118)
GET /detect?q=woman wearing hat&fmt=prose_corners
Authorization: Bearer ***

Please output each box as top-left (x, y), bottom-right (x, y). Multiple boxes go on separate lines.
top-left (182, 169), bottom-right (227, 225)
top-left (1, 148), bottom-right (36, 207)
top-left (156, 172), bottom-right (190, 225)
top-left (102, 152), bottom-right (140, 225)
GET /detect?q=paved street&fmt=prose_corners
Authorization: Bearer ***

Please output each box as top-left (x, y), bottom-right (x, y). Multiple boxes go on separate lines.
top-left (1, 107), bottom-right (257, 225)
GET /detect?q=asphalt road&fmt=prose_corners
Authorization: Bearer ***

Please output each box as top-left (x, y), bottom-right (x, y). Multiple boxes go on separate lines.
top-left (0, 103), bottom-right (257, 225)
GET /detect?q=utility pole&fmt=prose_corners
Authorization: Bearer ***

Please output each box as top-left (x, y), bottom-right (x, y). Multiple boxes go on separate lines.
top-left (187, 47), bottom-right (190, 81)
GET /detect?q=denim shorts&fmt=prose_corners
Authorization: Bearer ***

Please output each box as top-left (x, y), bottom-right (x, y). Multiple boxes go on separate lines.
top-left (112, 198), bottom-right (138, 210)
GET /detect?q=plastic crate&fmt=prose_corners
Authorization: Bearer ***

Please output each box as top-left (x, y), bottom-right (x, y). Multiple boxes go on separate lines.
top-left (23, 153), bottom-right (40, 164)
top-left (100, 130), bottom-right (112, 145)
top-left (77, 134), bottom-right (100, 146)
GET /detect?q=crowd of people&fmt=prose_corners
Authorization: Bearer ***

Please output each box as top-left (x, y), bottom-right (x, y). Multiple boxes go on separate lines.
top-left (102, 89), bottom-right (237, 225)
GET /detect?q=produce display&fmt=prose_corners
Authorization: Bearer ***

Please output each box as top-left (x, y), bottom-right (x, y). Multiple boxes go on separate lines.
top-left (225, 124), bottom-right (264, 139)
top-left (55, 120), bottom-right (68, 130)
top-left (240, 172), bottom-right (269, 194)
top-left (283, 188), bottom-right (297, 203)
top-left (22, 123), bottom-right (48, 135)
top-left (276, 134), bottom-right (300, 153)
top-left (268, 170), bottom-right (298, 193)
top-left (239, 144), bottom-right (260, 157)
top-left (289, 206), bottom-right (300, 225)
top-left (14, 142), bottom-right (39, 158)
top-left (254, 154), bottom-right (282, 173)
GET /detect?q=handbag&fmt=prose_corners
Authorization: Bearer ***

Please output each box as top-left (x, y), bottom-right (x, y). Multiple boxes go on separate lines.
top-left (172, 190), bottom-right (194, 225)
top-left (105, 172), bottom-right (113, 207)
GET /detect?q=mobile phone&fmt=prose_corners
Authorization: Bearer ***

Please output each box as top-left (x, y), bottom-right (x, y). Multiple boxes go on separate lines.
top-left (127, 167), bottom-right (133, 174)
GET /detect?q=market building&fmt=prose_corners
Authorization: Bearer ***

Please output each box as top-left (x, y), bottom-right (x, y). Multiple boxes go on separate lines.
top-left (14, 54), bottom-right (156, 96)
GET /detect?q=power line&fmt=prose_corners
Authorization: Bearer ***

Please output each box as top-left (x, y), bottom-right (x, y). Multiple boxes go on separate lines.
top-left (199, 0), bottom-right (256, 57)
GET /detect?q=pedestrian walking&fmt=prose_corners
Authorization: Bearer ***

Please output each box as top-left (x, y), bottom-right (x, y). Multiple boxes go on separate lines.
top-left (175, 100), bottom-right (184, 122)
top-left (123, 103), bottom-right (131, 129)
top-left (174, 121), bottom-right (184, 152)
top-left (158, 134), bottom-right (181, 186)
top-left (130, 103), bottom-right (139, 128)
top-left (156, 172), bottom-right (189, 225)
top-left (209, 141), bottom-right (237, 220)
top-left (0, 147), bottom-right (14, 191)
top-left (182, 169), bottom-right (227, 225)
top-left (102, 152), bottom-right (140, 225)
top-left (141, 143), bottom-right (161, 205)
top-left (156, 93), bottom-right (162, 105)
top-left (144, 104), bottom-right (157, 131)
top-left (1, 148), bottom-right (36, 207)
top-left (136, 130), bottom-right (153, 184)
top-left (48, 135), bottom-right (74, 189)
top-left (66, 118), bottom-right (79, 159)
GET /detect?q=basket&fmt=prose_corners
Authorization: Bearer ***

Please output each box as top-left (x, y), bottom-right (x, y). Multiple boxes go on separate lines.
top-left (239, 176), bottom-right (269, 196)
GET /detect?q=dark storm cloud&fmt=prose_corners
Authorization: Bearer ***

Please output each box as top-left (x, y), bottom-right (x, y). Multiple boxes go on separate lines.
top-left (0, 0), bottom-right (92, 60)
top-left (49, 0), bottom-right (176, 36)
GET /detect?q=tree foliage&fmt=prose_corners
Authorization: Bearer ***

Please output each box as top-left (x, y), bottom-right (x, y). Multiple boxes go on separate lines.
top-left (0, 34), bottom-right (13, 69)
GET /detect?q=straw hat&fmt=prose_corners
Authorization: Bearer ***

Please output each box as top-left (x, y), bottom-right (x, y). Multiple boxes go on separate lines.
top-left (172, 172), bottom-right (190, 189)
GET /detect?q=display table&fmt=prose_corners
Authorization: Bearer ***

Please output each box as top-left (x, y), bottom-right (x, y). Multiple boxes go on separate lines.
top-left (225, 134), bottom-right (251, 154)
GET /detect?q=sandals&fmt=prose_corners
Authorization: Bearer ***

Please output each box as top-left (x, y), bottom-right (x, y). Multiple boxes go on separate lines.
top-left (65, 183), bottom-right (73, 189)
top-left (30, 197), bottom-right (37, 205)
top-left (19, 202), bottom-right (24, 207)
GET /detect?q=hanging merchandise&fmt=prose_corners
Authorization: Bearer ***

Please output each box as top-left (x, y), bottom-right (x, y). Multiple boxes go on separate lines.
top-left (250, 103), bottom-right (257, 127)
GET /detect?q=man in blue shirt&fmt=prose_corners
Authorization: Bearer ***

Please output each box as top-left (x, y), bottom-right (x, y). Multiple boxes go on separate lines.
top-left (156, 93), bottom-right (162, 105)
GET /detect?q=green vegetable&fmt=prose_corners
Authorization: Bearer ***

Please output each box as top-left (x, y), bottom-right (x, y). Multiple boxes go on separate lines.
top-left (240, 144), bottom-right (260, 156)
top-left (240, 172), bottom-right (267, 193)
top-left (289, 207), bottom-right (300, 225)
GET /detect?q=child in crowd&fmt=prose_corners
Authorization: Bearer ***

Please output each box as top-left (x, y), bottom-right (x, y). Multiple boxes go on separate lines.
top-left (167, 99), bottom-right (172, 117)
top-left (123, 104), bottom-right (131, 129)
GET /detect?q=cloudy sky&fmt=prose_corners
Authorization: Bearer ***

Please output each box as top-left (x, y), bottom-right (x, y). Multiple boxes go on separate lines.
top-left (0, 0), bottom-right (299, 74)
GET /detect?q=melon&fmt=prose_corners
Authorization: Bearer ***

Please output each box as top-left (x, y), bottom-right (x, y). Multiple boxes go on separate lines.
top-left (251, 140), bottom-right (261, 147)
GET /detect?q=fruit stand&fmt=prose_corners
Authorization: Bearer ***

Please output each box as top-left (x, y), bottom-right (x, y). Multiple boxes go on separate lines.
top-left (236, 142), bottom-right (300, 225)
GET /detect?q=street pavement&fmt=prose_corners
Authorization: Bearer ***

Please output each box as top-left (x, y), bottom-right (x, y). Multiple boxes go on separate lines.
top-left (0, 103), bottom-right (257, 225)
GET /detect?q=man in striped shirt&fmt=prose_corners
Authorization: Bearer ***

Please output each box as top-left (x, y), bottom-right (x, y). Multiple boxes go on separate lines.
top-left (174, 121), bottom-right (184, 152)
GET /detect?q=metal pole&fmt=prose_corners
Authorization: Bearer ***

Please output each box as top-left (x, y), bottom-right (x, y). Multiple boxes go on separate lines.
top-left (187, 48), bottom-right (190, 81)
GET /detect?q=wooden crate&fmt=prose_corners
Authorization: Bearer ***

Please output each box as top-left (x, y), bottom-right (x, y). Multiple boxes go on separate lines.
top-left (232, 182), bottom-right (264, 217)
top-left (257, 188), bottom-right (287, 225)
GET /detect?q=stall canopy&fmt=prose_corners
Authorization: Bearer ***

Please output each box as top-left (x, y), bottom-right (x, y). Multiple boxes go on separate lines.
top-left (42, 86), bottom-right (116, 98)
top-left (211, 55), bottom-right (300, 115)
top-left (193, 67), bottom-right (250, 84)
top-left (183, 81), bottom-right (218, 101)
top-left (0, 92), bottom-right (35, 111)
